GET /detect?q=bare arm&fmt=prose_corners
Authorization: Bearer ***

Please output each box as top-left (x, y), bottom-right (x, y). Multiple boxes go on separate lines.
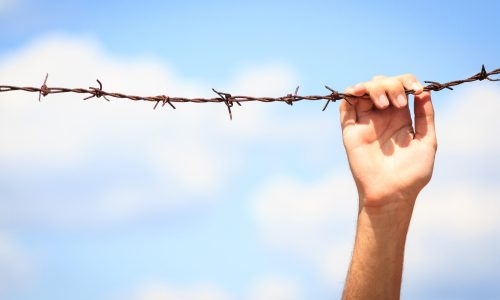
top-left (340, 74), bottom-right (437, 299)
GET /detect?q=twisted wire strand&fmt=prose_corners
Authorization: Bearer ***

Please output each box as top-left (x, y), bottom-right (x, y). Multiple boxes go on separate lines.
top-left (1, 65), bottom-right (499, 120)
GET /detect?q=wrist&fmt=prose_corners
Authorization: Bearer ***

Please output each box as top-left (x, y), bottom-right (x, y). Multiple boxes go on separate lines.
top-left (358, 188), bottom-right (417, 211)
top-left (358, 196), bottom-right (416, 230)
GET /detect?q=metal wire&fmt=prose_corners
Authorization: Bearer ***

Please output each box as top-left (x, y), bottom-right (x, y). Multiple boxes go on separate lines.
top-left (1, 65), bottom-right (499, 120)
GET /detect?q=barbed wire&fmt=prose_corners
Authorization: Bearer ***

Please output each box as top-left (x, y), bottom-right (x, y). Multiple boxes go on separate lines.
top-left (0, 65), bottom-right (499, 120)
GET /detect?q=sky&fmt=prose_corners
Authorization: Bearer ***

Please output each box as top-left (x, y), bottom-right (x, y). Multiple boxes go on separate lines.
top-left (0, 0), bottom-right (499, 299)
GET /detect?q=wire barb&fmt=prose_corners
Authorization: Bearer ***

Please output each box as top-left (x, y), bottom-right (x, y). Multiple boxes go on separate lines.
top-left (282, 86), bottom-right (300, 106)
top-left (478, 65), bottom-right (488, 81)
top-left (38, 73), bottom-right (49, 102)
top-left (323, 85), bottom-right (342, 111)
top-left (0, 65), bottom-right (499, 120)
top-left (84, 79), bottom-right (110, 101)
top-left (423, 80), bottom-right (454, 91)
top-left (160, 95), bottom-right (176, 109)
top-left (479, 65), bottom-right (500, 82)
top-left (212, 88), bottom-right (236, 120)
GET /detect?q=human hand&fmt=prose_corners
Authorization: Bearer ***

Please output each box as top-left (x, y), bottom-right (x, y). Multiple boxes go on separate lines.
top-left (340, 74), bottom-right (437, 211)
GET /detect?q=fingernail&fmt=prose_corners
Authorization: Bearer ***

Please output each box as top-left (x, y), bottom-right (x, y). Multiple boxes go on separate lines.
top-left (378, 94), bottom-right (389, 107)
top-left (412, 82), bottom-right (423, 94)
top-left (353, 83), bottom-right (365, 92)
top-left (397, 94), bottom-right (407, 106)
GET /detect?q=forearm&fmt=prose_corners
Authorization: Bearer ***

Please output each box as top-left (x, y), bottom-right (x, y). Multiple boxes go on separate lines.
top-left (342, 199), bottom-right (415, 300)
top-left (339, 74), bottom-right (436, 299)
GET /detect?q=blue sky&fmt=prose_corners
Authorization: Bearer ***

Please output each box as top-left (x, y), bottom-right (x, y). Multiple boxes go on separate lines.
top-left (3, 0), bottom-right (499, 87)
top-left (1, 1), bottom-right (500, 299)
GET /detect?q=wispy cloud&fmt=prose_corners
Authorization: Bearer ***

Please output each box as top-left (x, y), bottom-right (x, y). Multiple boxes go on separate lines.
top-left (247, 275), bottom-right (303, 300)
top-left (0, 33), bottom-right (332, 229)
top-left (130, 282), bottom-right (230, 300)
top-left (116, 276), bottom-right (303, 300)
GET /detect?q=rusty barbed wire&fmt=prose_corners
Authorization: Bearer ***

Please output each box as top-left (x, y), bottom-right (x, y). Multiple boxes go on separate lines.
top-left (0, 65), bottom-right (499, 120)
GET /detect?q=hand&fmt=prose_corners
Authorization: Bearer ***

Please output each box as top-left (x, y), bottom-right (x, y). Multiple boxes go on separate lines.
top-left (340, 74), bottom-right (437, 210)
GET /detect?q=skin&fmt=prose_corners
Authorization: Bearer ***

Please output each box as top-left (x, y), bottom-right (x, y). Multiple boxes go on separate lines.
top-left (340, 74), bottom-right (437, 299)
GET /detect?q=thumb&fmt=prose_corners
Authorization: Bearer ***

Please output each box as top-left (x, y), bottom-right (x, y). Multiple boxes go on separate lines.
top-left (414, 91), bottom-right (437, 147)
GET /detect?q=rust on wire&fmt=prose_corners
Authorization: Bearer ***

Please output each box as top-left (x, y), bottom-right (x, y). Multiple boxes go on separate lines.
top-left (84, 79), bottom-right (110, 101)
top-left (160, 95), bottom-right (176, 109)
top-left (212, 88), bottom-right (241, 120)
top-left (323, 85), bottom-right (341, 111)
top-left (0, 65), bottom-right (499, 120)
top-left (39, 73), bottom-right (49, 102)
top-left (423, 81), bottom-right (454, 91)
top-left (282, 86), bottom-right (300, 106)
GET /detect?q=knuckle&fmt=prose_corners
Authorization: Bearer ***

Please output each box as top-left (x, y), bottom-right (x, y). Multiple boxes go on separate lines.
top-left (383, 78), bottom-right (404, 91)
top-left (362, 81), bottom-right (374, 91)
top-left (402, 73), bottom-right (417, 82)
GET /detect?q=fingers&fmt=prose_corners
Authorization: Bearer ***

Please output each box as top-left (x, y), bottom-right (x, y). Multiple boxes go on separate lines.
top-left (361, 76), bottom-right (411, 109)
top-left (343, 84), bottom-right (373, 118)
top-left (397, 73), bottom-right (424, 95)
top-left (385, 80), bottom-right (407, 108)
top-left (414, 91), bottom-right (437, 147)
top-left (366, 79), bottom-right (410, 109)
top-left (346, 74), bottom-right (424, 111)
top-left (342, 73), bottom-right (428, 128)
top-left (364, 82), bottom-right (390, 109)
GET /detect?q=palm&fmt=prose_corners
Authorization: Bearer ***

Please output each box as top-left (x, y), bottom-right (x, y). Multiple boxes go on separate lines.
top-left (343, 103), bottom-right (436, 205)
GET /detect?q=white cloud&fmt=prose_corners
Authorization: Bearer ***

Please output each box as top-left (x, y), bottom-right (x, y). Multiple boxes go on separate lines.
top-left (248, 276), bottom-right (303, 300)
top-left (0, 33), bottom-right (338, 229)
top-left (228, 64), bottom-right (297, 97)
top-left (148, 137), bottom-right (239, 195)
top-left (414, 183), bottom-right (500, 239)
top-left (437, 87), bottom-right (500, 157)
top-left (318, 242), bottom-right (352, 287)
top-left (252, 172), bottom-right (356, 249)
top-left (0, 34), bottom-right (208, 169)
top-left (120, 276), bottom-right (303, 300)
top-left (131, 282), bottom-right (230, 300)
top-left (402, 181), bottom-right (500, 294)
top-left (251, 171), bottom-right (357, 287)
